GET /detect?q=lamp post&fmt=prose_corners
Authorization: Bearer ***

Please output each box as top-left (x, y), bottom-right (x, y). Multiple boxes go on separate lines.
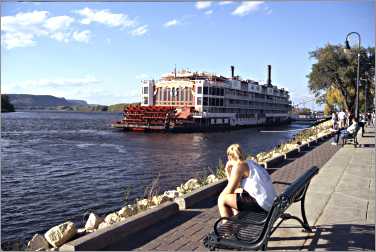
top-left (344, 32), bottom-right (361, 120)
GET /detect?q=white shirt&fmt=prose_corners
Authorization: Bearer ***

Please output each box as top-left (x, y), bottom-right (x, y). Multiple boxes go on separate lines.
top-left (347, 122), bottom-right (358, 134)
top-left (338, 111), bottom-right (346, 120)
top-left (240, 160), bottom-right (277, 211)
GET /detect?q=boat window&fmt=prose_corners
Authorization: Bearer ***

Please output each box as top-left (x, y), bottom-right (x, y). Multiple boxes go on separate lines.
top-left (203, 97), bottom-right (208, 106)
top-left (203, 87), bottom-right (208, 95)
top-left (197, 97), bottom-right (202, 105)
top-left (197, 87), bottom-right (202, 94)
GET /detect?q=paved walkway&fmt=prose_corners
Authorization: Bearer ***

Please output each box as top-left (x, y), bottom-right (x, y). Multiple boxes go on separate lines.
top-left (105, 126), bottom-right (375, 251)
top-left (268, 126), bottom-right (375, 251)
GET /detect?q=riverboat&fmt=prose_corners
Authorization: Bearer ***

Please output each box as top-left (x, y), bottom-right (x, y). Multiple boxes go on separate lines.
top-left (112, 65), bottom-right (292, 132)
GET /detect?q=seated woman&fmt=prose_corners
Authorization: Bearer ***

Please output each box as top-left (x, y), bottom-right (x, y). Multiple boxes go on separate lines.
top-left (332, 117), bottom-right (358, 145)
top-left (218, 144), bottom-right (277, 219)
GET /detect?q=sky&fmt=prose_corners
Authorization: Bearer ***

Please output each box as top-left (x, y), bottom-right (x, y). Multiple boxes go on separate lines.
top-left (1, 1), bottom-right (374, 107)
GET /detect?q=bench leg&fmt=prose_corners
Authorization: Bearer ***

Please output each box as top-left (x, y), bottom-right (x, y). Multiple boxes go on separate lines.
top-left (300, 196), bottom-right (313, 232)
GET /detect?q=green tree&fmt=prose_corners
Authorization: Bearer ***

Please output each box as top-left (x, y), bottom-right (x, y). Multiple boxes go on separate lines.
top-left (1, 94), bottom-right (15, 112)
top-left (307, 44), bottom-right (375, 115)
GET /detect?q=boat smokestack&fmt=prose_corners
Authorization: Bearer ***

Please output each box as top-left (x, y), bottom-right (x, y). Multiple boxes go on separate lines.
top-left (267, 65), bottom-right (272, 85)
top-left (231, 65), bottom-right (234, 79)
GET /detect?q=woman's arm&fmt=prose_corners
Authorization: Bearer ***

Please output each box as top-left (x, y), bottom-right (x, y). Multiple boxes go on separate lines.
top-left (225, 161), bottom-right (233, 180)
top-left (222, 163), bottom-right (243, 195)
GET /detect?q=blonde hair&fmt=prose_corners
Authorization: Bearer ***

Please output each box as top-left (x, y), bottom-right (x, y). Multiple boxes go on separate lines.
top-left (226, 144), bottom-right (246, 162)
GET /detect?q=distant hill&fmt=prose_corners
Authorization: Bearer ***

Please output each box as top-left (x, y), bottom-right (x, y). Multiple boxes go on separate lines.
top-left (107, 103), bottom-right (141, 112)
top-left (6, 94), bottom-right (139, 112)
top-left (67, 99), bottom-right (88, 106)
top-left (1, 94), bottom-right (15, 112)
top-left (8, 94), bottom-right (73, 109)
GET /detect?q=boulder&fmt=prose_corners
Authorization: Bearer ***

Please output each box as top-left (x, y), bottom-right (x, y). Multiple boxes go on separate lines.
top-left (26, 234), bottom-right (50, 251)
top-left (77, 228), bottom-right (86, 235)
top-left (183, 178), bottom-right (201, 191)
top-left (84, 213), bottom-right (102, 231)
top-left (97, 222), bottom-right (111, 230)
top-left (104, 212), bottom-right (121, 224)
top-left (44, 221), bottom-right (77, 248)
top-left (163, 190), bottom-right (179, 200)
top-left (117, 206), bottom-right (132, 218)
top-left (136, 198), bottom-right (149, 210)
top-left (152, 195), bottom-right (170, 205)
top-left (206, 174), bottom-right (218, 184)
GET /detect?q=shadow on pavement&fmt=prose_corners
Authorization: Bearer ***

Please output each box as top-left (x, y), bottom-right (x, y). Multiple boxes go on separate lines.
top-left (103, 210), bottom-right (203, 251)
top-left (268, 224), bottom-right (375, 251)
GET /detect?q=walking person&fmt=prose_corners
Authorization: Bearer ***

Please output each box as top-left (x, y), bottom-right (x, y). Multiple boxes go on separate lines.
top-left (338, 110), bottom-right (346, 129)
top-left (360, 113), bottom-right (366, 137)
top-left (218, 144), bottom-right (276, 219)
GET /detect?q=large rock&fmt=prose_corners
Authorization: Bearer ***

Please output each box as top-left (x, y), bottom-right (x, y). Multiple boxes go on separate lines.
top-left (26, 234), bottom-right (50, 251)
top-left (97, 222), bottom-right (111, 230)
top-left (136, 198), bottom-right (149, 210)
top-left (104, 212), bottom-right (121, 224)
top-left (183, 178), bottom-right (201, 191)
top-left (163, 190), bottom-right (179, 200)
top-left (206, 174), bottom-right (218, 184)
top-left (152, 195), bottom-right (170, 205)
top-left (117, 204), bottom-right (136, 218)
top-left (84, 213), bottom-right (102, 231)
top-left (44, 221), bottom-right (77, 248)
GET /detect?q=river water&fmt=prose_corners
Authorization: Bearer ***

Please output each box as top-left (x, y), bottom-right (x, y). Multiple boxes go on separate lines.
top-left (1, 111), bottom-right (309, 243)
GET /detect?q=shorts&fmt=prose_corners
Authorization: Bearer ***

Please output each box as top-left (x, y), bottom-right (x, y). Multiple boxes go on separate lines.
top-left (236, 191), bottom-right (266, 212)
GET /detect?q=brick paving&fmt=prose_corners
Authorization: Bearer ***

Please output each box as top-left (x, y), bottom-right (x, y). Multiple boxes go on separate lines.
top-left (105, 138), bottom-right (341, 251)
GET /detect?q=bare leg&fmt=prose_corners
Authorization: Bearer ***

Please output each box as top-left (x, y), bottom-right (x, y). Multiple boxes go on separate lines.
top-left (231, 188), bottom-right (243, 216)
top-left (218, 192), bottom-right (239, 219)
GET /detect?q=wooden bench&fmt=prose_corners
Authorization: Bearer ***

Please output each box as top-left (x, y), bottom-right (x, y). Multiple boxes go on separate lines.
top-left (203, 166), bottom-right (319, 251)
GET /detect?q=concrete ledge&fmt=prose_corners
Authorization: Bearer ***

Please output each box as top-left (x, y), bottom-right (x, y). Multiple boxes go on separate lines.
top-left (299, 143), bottom-right (309, 152)
top-left (284, 148), bottom-right (299, 159)
top-left (308, 139), bottom-right (318, 146)
top-left (174, 179), bottom-right (227, 210)
top-left (59, 201), bottom-right (179, 251)
top-left (263, 154), bottom-right (285, 168)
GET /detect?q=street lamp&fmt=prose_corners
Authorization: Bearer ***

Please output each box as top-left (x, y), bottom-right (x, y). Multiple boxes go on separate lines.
top-left (344, 32), bottom-right (361, 120)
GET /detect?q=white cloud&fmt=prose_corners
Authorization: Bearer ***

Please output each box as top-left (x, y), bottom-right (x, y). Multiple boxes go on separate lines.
top-left (164, 19), bottom-right (179, 28)
top-left (50, 32), bottom-right (70, 43)
top-left (1, 32), bottom-right (36, 49)
top-left (75, 7), bottom-right (136, 28)
top-left (205, 10), bottom-right (213, 15)
top-left (0, 11), bottom-right (90, 49)
top-left (232, 1), bottom-right (264, 16)
top-left (1, 11), bottom-right (49, 33)
top-left (218, 1), bottom-right (233, 5)
top-left (195, 1), bottom-right (212, 10)
top-left (44, 16), bottom-right (74, 31)
top-left (130, 25), bottom-right (148, 37)
top-left (72, 30), bottom-right (91, 43)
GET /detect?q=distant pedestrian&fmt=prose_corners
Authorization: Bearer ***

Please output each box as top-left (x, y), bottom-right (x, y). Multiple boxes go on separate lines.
top-left (338, 110), bottom-right (346, 129)
top-left (360, 114), bottom-right (366, 137)
top-left (367, 113), bottom-right (372, 126)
